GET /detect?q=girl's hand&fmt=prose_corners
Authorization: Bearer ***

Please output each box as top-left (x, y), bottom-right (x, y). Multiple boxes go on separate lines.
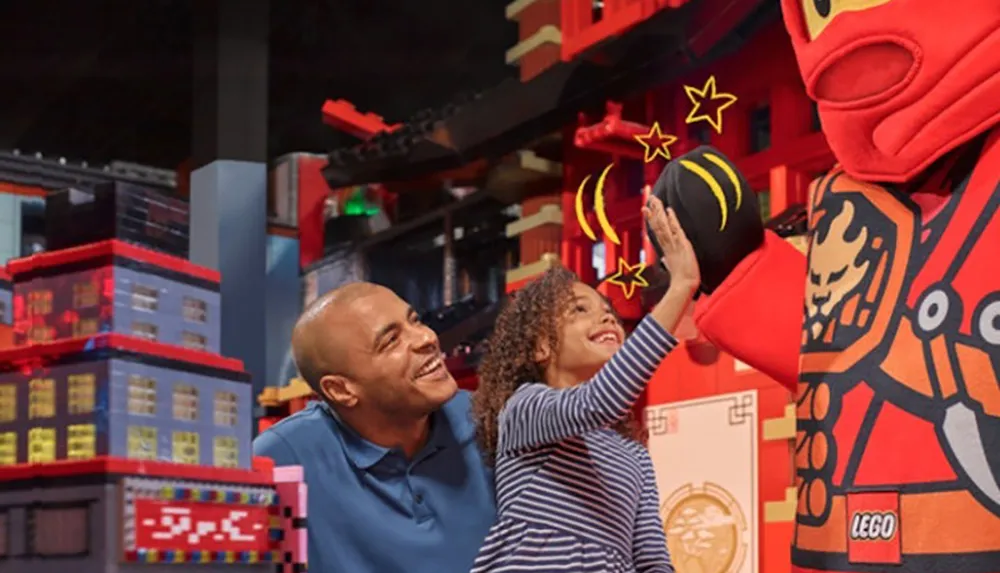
top-left (643, 196), bottom-right (700, 293)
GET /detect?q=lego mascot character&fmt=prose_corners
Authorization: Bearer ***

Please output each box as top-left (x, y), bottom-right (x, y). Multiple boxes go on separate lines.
top-left (650, 0), bottom-right (1000, 572)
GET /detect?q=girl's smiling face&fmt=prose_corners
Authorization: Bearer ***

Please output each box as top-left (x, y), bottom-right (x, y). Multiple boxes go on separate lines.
top-left (543, 282), bottom-right (625, 388)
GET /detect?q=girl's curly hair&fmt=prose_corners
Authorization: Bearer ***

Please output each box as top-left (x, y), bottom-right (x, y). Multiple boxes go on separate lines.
top-left (472, 266), bottom-right (640, 464)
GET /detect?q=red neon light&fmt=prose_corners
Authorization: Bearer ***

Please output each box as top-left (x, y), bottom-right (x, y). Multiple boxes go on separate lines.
top-left (133, 499), bottom-right (271, 553)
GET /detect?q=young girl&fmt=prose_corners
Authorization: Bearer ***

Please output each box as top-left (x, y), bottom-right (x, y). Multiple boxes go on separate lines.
top-left (470, 197), bottom-right (698, 573)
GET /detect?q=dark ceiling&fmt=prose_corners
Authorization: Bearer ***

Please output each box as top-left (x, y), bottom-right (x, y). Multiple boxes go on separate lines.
top-left (0, 0), bottom-right (517, 170)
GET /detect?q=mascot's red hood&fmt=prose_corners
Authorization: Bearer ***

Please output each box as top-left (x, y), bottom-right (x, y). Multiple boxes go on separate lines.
top-left (780, 0), bottom-right (1000, 182)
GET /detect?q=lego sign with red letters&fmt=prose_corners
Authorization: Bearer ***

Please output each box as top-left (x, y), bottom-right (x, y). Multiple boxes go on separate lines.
top-left (133, 499), bottom-right (271, 553)
top-left (846, 491), bottom-right (901, 565)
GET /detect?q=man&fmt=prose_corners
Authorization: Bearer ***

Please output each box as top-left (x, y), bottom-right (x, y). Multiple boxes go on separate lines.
top-left (253, 282), bottom-right (496, 573)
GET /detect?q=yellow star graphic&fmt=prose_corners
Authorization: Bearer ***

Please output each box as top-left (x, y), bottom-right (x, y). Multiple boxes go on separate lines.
top-left (684, 75), bottom-right (738, 134)
top-left (633, 122), bottom-right (678, 164)
top-left (605, 257), bottom-right (649, 300)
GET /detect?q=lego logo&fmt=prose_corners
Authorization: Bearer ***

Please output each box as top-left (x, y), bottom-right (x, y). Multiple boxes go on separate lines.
top-left (850, 511), bottom-right (897, 541)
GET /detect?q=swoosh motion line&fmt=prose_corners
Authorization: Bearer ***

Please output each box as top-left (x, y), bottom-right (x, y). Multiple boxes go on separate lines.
top-left (574, 163), bottom-right (621, 245)
top-left (594, 163), bottom-right (621, 245)
top-left (703, 153), bottom-right (742, 210)
top-left (680, 159), bottom-right (729, 231)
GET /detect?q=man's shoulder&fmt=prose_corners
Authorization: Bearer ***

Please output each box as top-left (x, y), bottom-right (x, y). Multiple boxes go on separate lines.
top-left (252, 402), bottom-right (340, 463)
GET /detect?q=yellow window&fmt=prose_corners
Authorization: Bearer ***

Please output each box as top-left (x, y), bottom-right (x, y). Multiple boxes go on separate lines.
top-left (28, 290), bottom-right (52, 315)
top-left (127, 426), bottom-right (157, 460)
top-left (172, 384), bottom-right (199, 422)
top-left (28, 378), bottom-right (55, 419)
top-left (213, 436), bottom-right (239, 468)
top-left (213, 391), bottom-right (238, 427)
top-left (71, 318), bottom-right (99, 338)
top-left (67, 374), bottom-right (96, 415)
top-left (0, 385), bottom-right (16, 423)
top-left (72, 282), bottom-right (99, 308)
top-left (0, 431), bottom-right (17, 465)
top-left (127, 375), bottom-right (157, 416)
top-left (172, 431), bottom-right (200, 464)
top-left (27, 427), bottom-right (56, 463)
top-left (66, 424), bottom-right (96, 460)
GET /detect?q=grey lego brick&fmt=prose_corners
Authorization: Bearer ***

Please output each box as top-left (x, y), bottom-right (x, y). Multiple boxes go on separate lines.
top-left (107, 358), bottom-right (252, 468)
top-left (0, 283), bottom-right (11, 326)
top-left (112, 266), bottom-right (221, 353)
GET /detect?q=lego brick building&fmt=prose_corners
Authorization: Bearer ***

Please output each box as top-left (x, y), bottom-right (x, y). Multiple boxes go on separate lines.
top-left (0, 459), bottom-right (302, 573)
top-left (0, 335), bottom-right (252, 469)
top-left (9, 241), bottom-right (221, 353)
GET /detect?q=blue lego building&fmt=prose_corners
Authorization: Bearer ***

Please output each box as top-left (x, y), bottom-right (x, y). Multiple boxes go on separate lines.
top-left (8, 240), bottom-right (221, 352)
top-left (0, 335), bottom-right (252, 469)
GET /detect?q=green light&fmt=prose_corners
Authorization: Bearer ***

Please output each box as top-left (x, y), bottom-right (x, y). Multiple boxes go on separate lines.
top-left (343, 187), bottom-right (381, 216)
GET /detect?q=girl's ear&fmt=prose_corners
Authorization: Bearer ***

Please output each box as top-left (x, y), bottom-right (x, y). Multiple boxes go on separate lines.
top-left (533, 338), bottom-right (551, 366)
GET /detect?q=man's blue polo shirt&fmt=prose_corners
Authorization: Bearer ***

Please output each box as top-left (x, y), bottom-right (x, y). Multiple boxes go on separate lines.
top-left (252, 390), bottom-right (496, 573)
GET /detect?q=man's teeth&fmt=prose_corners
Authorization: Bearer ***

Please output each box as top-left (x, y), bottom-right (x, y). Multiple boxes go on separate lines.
top-left (420, 359), bottom-right (442, 376)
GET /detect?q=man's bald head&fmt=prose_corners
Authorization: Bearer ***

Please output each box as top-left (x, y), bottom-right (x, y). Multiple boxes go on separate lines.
top-left (292, 282), bottom-right (385, 391)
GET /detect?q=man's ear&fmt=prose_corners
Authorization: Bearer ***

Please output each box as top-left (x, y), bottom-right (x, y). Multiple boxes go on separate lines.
top-left (319, 374), bottom-right (358, 408)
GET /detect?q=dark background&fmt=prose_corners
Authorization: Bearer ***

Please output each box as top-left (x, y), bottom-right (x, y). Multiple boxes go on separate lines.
top-left (0, 0), bottom-right (517, 169)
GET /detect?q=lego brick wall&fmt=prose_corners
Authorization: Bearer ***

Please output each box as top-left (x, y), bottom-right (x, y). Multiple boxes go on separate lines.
top-left (0, 482), bottom-right (117, 573)
top-left (0, 480), bottom-right (273, 573)
top-left (0, 282), bottom-right (11, 327)
top-left (113, 266), bottom-right (221, 353)
top-left (265, 234), bottom-right (300, 390)
top-left (0, 194), bottom-right (21, 264)
top-left (0, 360), bottom-right (112, 465)
top-left (107, 358), bottom-right (252, 469)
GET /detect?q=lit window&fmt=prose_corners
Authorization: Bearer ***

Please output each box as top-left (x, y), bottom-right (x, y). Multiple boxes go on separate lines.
top-left (181, 331), bottom-right (207, 351)
top-left (28, 325), bottom-right (54, 343)
top-left (0, 432), bottom-right (17, 465)
top-left (127, 375), bottom-right (157, 416)
top-left (72, 318), bottom-right (99, 338)
top-left (172, 384), bottom-right (199, 422)
top-left (72, 282), bottom-right (99, 309)
top-left (28, 378), bottom-right (55, 419)
top-left (213, 391), bottom-right (239, 427)
top-left (172, 431), bottom-right (200, 464)
top-left (0, 385), bottom-right (15, 422)
top-left (66, 424), bottom-right (96, 460)
top-left (68, 374), bottom-right (96, 415)
top-left (27, 427), bottom-right (56, 463)
top-left (213, 436), bottom-right (239, 468)
top-left (126, 426), bottom-right (157, 460)
top-left (30, 504), bottom-right (89, 556)
top-left (28, 290), bottom-right (52, 315)
top-left (131, 321), bottom-right (158, 341)
top-left (182, 296), bottom-right (208, 323)
top-left (131, 285), bottom-right (159, 311)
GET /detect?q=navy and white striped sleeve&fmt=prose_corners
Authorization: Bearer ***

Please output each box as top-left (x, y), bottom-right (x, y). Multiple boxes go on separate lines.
top-left (634, 456), bottom-right (674, 572)
top-left (498, 315), bottom-right (677, 453)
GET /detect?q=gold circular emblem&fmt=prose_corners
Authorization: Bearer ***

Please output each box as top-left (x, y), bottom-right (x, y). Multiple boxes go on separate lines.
top-left (661, 482), bottom-right (748, 573)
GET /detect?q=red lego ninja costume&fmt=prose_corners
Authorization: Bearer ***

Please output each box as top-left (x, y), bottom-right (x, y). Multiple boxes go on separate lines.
top-left (651, 0), bottom-right (1000, 572)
